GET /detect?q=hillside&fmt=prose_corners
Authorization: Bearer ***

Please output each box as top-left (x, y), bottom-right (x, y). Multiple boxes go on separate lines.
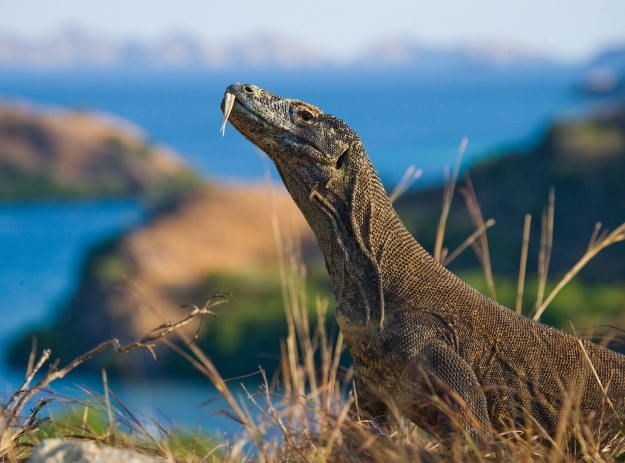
top-left (395, 104), bottom-right (625, 283)
top-left (8, 183), bottom-right (324, 378)
top-left (0, 104), bottom-right (199, 200)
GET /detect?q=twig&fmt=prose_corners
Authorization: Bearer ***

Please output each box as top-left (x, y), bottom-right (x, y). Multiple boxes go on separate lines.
top-left (116, 297), bottom-right (226, 355)
top-left (2, 349), bottom-right (51, 413)
top-left (181, 294), bottom-right (227, 345)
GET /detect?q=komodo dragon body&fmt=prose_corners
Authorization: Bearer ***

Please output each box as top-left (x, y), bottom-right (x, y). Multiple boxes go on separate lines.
top-left (220, 83), bottom-right (625, 440)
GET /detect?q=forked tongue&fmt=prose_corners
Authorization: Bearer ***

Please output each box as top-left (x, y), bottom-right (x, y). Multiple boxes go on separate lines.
top-left (220, 92), bottom-right (236, 136)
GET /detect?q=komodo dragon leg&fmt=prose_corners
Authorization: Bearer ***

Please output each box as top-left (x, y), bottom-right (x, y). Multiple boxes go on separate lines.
top-left (354, 339), bottom-right (492, 443)
top-left (402, 342), bottom-right (492, 443)
top-left (352, 363), bottom-right (393, 424)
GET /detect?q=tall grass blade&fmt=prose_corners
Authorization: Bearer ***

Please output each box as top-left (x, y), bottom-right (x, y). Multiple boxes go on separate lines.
top-left (460, 175), bottom-right (497, 301)
top-left (515, 213), bottom-right (532, 314)
top-left (534, 188), bottom-right (554, 317)
top-left (389, 165), bottom-right (422, 203)
top-left (434, 137), bottom-right (467, 263)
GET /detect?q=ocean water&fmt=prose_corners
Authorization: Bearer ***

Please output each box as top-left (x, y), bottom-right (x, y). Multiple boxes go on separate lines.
top-left (0, 66), bottom-right (587, 184)
top-left (0, 202), bottom-right (145, 385)
top-left (0, 65), bottom-right (593, 426)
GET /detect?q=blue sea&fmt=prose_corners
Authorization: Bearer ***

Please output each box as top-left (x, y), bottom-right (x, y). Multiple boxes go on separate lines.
top-left (0, 64), bottom-right (595, 428)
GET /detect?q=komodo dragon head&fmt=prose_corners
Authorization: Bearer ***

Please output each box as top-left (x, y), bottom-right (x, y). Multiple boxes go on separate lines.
top-left (220, 84), bottom-right (368, 212)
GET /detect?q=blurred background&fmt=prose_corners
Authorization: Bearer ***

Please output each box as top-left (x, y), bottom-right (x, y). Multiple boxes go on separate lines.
top-left (1, 0), bottom-right (624, 430)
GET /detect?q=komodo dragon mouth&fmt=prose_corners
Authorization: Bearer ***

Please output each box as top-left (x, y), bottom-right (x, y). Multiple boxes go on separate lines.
top-left (219, 91), bottom-right (266, 136)
top-left (219, 86), bottom-right (329, 158)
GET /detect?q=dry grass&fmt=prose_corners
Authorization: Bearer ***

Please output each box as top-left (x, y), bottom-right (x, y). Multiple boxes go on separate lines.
top-left (2, 155), bottom-right (625, 462)
top-left (515, 214), bottom-right (532, 315)
top-left (0, 300), bottom-right (226, 462)
top-left (165, 227), bottom-right (625, 462)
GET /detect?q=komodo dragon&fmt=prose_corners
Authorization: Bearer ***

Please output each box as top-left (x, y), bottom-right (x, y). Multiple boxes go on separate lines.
top-left (220, 83), bottom-right (625, 441)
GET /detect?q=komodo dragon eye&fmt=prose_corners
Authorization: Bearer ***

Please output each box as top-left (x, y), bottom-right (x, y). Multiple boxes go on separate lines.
top-left (299, 110), bottom-right (314, 122)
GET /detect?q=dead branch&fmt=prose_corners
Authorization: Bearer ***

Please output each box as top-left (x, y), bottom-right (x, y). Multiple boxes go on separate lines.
top-left (2, 294), bottom-right (228, 434)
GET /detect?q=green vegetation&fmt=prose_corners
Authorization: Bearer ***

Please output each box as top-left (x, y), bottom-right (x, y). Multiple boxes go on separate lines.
top-left (7, 396), bottom-right (218, 461)
top-left (8, 262), bottom-right (336, 379)
top-left (11, 263), bottom-right (625, 380)
top-left (44, 404), bottom-right (217, 459)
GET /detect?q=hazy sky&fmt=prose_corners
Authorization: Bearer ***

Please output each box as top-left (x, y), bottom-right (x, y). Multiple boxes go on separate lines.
top-left (2, 0), bottom-right (625, 62)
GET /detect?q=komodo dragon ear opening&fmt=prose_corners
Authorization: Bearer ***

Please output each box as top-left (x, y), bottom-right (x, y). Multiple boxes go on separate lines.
top-left (335, 145), bottom-right (350, 169)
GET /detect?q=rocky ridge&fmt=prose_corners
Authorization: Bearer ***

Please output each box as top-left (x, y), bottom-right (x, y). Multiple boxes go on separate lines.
top-left (0, 103), bottom-right (199, 201)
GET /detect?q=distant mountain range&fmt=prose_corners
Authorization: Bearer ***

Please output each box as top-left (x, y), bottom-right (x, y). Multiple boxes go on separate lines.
top-left (579, 47), bottom-right (625, 96)
top-left (0, 29), bottom-right (559, 70)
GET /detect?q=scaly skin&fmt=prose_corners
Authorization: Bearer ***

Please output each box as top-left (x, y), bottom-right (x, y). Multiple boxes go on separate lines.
top-left (221, 83), bottom-right (625, 442)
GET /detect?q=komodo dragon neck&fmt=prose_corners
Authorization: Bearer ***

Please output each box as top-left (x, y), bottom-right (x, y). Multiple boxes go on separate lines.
top-left (220, 84), bottom-right (458, 331)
